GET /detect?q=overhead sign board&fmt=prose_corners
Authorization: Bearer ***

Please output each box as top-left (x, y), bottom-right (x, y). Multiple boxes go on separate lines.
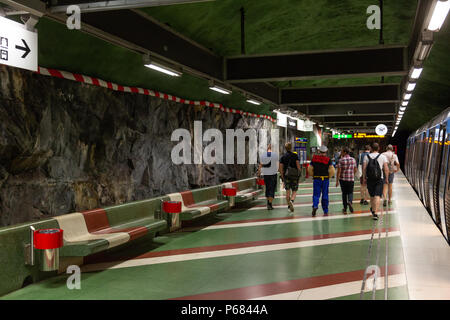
top-left (287, 117), bottom-right (298, 130)
top-left (333, 134), bottom-right (352, 139)
top-left (297, 119), bottom-right (305, 131)
top-left (354, 133), bottom-right (386, 139)
top-left (304, 120), bottom-right (313, 132)
top-left (0, 16), bottom-right (38, 72)
top-left (276, 112), bottom-right (287, 128)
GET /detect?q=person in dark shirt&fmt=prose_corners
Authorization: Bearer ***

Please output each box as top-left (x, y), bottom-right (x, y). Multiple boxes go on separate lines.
top-left (279, 142), bottom-right (302, 213)
top-left (307, 145), bottom-right (335, 217)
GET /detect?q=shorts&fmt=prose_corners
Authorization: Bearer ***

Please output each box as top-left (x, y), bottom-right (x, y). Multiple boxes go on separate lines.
top-left (263, 174), bottom-right (277, 198)
top-left (384, 173), bottom-right (395, 184)
top-left (284, 176), bottom-right (299, 191)
top-left (367, 179), bottom-right (383, 197)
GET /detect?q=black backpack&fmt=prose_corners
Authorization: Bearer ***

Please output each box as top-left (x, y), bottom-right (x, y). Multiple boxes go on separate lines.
top-left (366, 154), bottom-right (382, 181)
top-left (285, 153), bottom-right (300, 179)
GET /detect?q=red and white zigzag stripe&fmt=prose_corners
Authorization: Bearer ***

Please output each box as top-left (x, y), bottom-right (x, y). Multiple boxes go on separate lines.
top-left (36, 67), bottom-right (276, 122)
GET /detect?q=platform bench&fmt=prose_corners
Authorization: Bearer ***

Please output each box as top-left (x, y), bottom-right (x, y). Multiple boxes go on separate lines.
top-left (167, 186), bottom-right (228, 221)
top-left (56, 199), bottom-right (167, 257)
top-left (223, 177), bottom-right (263, 203)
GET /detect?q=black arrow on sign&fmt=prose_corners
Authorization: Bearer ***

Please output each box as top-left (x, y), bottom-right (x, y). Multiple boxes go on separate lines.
top-left (15, 39), bottom-right (31, 58)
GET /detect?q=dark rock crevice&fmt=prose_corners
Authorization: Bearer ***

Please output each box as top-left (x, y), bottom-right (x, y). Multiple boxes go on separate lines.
top-left (0, 65), bottom-right (273, 227)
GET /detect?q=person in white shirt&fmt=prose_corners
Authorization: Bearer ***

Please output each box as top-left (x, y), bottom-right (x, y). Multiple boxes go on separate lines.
top-left (382, 144), bottom-right (400, 207)
top-left (362, 143), bottom-right (389, 220)
top-left (257, 144), bottom-right (279, 210)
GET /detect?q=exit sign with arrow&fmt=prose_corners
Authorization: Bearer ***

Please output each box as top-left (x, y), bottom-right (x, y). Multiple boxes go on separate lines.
top-left (0, 16), bottom-right (37, 72)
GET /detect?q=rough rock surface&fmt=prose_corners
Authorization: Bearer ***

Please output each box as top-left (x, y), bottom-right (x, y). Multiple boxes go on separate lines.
top-left (0, 65), bottom-right (274, 226)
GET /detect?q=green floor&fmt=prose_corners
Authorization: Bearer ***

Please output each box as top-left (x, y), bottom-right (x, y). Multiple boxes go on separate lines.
top-left (1, 180), bottom-right (408, 300)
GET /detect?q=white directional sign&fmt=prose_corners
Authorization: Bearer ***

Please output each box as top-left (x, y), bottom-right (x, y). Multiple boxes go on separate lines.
top-left (0, 16), bottom-right (38, 72)
top-left (375, 124), bottom-right (388, 136)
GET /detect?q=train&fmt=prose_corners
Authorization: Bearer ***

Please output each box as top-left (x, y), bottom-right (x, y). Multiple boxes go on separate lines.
top-left (405, 107), bottom-right (450, 244)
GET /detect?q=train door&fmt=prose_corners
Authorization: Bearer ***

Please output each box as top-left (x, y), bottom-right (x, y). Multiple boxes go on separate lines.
top-left (430, 125), bottom-right (443, 225)
top-left (405, 140), bottom-right (410, 177)
top-left (439, 121), bottom-right (450, 242)
top-left (418, 131), bottom-right (428, 202)
top-left (423, 128), bottom-right (435, 212)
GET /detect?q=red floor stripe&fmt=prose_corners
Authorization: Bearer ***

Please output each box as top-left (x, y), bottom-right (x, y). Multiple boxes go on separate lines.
top-left (170, 264), bottom-right (405, 300)
top-left (131, 227), bottom-right (398, 260)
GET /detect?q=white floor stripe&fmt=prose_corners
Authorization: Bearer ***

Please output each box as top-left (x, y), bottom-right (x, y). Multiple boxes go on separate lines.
top-left (250, 273), bottom-right (407, 300)
top-left (202, 212), bottom-right (394, 230)
top-left (81, 231), bottom-right (400, 272)
top-left (247, 199), bottom-right (342, 210)
top-left (258, 191), bottom-right (362, 199)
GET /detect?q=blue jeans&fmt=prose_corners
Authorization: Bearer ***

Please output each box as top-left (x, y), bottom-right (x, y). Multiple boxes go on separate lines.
top-left (313, 179), bottom-right (329, 213)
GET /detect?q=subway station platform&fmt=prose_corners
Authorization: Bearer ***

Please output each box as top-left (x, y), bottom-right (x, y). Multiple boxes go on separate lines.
top-left (2, 172), bottom-right (448, 300)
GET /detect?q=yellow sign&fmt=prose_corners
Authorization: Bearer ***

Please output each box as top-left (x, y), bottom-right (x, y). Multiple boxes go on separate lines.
top-left (353, 133), bottom-right (386, 139)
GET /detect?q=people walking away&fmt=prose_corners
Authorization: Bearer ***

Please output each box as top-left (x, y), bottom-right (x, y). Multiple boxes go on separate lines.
top-left (279, 142), bottom-right (302, 213)
top-left (357, 145), bottom-right (371, 206)
top-left (336, 147), bottom-right (357, 214)
top-left (308, 146), bottom-right (335, 217)
top-left (382, 144), bottom-right (400, 207)
top-left (258, 144), bottom-right (279, 210)
top-left (362, 143), bottom-right (389, 220)
top-left (333, 148), bottom-right (341, 168)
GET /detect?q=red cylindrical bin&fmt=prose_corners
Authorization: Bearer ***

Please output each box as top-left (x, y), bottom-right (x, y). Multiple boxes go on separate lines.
top-left (256, 178), bottom-right (265, 186)
top-left (304, 163), bottom-right (310, 178)
top-left (222, 187), bottom-right (237, 196)
top-left (163, 201), bottom-right (182, 213)
top-left (33, 229), bottom-right (64, 250)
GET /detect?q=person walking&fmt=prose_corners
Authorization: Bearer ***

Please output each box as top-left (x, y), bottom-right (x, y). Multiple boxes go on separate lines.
top-left (257, 144), bottom-right (279, 210)
top-left (357, 145), bottom-right (371, 206)
top-left (382, 144), bottom-right (400, 207)
top-left (333, 148), bottom-right (341, 168)
top-left (308, 146), bottom-right (335, 217)
top-left (336, 147), bottom-right (357, 214)
top-left (279, 142), bottom-right (302, 213)
top-left (362, 143), bottom-right (389, 220)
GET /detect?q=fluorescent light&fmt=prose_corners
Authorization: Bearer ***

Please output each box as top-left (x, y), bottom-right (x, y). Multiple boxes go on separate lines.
top-left (404, 93), bottom-right (412, 100)
top-left (209, 86), bottom-right (231, 95)
top-left (326, 127), bottom-right (330, 130)
top-left (246, 99), bottom-right (261, 105)
top-left (395, 126), bottom-right (398, 130)
top-left (399, 110), bottom-right (404, 115)
top-left (419, 44), bottom-right (432, 60)
top-left (402, 101), bottom-right (409, 106)
top-left (144, 59), bottom-right (182, 77)
top-left (319, 124), bottom-right (324, 127)
top-left (411, 67), bottom-right (423, 79)
top-left (400, 106), bottom-right (407, 111)
top-left (406, 83), bottom-right (416, 91)
top-left (427, 0), bottom-right (450, 31)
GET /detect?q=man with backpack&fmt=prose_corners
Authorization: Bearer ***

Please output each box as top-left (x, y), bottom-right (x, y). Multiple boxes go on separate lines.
top-left (382, 145), bottom-right (400, 207)
top-left (362, 143), bottom-right (389, 220)
top-left (357, 145), bottom-right (371, 206)
top-left (279, 142), bottom-right (302, 213)
top-left (307, 145), bottom-right (335, 217)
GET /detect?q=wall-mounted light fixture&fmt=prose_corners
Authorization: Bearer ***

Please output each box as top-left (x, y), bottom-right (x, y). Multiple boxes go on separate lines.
top-left (143, 55), bottom-right (182, 77)
top-left (209, 80), bottom-right (232, 95)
